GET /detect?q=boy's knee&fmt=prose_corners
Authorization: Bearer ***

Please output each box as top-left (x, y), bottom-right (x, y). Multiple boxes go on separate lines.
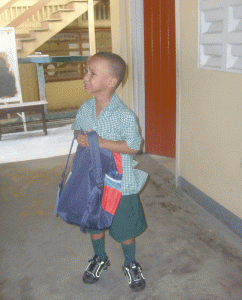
top-left (121, 238), bottom-right (135, 245)
top-left (91, 231), bottom-right (105, 240)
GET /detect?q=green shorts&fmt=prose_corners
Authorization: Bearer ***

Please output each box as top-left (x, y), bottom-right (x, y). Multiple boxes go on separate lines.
top-left (86, 194), bottom-right (147, 242)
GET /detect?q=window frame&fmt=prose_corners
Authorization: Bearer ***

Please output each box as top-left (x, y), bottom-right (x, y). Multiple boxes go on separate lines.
top-left (198, 0), bottom-right (242, 74)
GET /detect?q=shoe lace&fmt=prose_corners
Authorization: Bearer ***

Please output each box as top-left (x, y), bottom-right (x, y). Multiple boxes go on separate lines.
top-left (129, 263), bottom-right (144, 282)
top-left (86, 256), bottom-right (101, 274)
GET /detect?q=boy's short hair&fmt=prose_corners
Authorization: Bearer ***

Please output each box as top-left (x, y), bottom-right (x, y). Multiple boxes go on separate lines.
top-left (92, 52), bottom-right (126, 88)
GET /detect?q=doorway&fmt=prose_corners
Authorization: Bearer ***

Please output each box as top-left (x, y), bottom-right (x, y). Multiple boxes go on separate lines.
top-left (143, 0), bottom-right (176, 158)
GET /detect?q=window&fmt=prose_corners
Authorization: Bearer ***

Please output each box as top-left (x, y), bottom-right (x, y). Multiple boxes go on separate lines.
top-left (198, 0), bottom-right (242, 73)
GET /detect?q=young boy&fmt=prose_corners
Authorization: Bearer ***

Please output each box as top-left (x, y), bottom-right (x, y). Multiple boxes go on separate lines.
top-left (72, 52), bottom-right (148, 292)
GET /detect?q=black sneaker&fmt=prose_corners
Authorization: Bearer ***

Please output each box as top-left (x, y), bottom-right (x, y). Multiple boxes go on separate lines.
top-left (123, 261), bottom-right (146, 292)
top-left (83, 255), bottom-right (110, 284)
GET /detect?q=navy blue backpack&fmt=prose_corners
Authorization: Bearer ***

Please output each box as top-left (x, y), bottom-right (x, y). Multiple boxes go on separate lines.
top-left (54, 129), bottom-right (122, 232)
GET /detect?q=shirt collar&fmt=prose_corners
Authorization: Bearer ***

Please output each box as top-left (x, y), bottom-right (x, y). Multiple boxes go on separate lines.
top-left (94, 93), bottom-right (121, 115)
top-left (106, 93), bottom-right (121, 110)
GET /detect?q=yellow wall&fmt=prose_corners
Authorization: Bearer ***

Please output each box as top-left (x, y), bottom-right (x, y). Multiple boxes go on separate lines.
top-left (19, 63), bottom-right (39, 102)
top-left (19, 64), bottom-right (92, 110)
top-left (46, 80), bottom-right (92, 111)
top-left (110, 0), bottom-right (133, 109)
top-left (178, 0), bottom-right (242, 218)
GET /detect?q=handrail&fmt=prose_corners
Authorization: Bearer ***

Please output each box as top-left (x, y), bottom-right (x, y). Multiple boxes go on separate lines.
top-left (0, 0), bottom-right (19, 16)
top-left (7, 0), bottom-right (54, 28)
top-left (18, 55), bottom-right (89, 64)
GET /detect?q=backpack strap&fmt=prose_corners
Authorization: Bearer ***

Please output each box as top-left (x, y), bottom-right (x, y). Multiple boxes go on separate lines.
top-left (60, 129), bottom-right (85, 187)
top-left (87, 131), bottom-right (104, 189)
top-left (60, 129), bottom-right (103, 190)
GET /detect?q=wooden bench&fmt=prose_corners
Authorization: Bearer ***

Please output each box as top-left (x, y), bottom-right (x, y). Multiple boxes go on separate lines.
top-left (0, 100), bottom-right (48, 140)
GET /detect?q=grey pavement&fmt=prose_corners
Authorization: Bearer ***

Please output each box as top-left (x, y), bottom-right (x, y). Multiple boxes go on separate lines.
top-left (0, 154), bottom-right (242, 300)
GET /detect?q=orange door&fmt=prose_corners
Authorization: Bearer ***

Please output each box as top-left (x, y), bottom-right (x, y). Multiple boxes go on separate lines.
top-left (144, 0), bottom-right (176, 158)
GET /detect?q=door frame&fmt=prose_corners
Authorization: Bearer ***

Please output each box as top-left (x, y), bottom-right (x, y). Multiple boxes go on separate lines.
top-left (175, 0), bottom-right (181, 185)
top-left (129, 0), bottom-right (146, 149)
top-left (129, 0), bottom-right (181, 185)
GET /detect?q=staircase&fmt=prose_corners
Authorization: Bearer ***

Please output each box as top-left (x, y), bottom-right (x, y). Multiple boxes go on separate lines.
top-left (0, 0), bottom-right (101, 58)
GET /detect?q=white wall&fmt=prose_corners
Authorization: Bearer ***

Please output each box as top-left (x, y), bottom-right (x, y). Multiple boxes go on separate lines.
top-left (178, 0), bottom-right (242, 218)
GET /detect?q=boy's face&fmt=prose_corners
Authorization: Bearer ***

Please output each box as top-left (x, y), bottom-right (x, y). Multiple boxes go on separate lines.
top-left (83, 57), bottom-right (116, 96)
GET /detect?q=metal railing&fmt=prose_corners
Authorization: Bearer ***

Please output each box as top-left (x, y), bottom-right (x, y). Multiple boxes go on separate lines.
top-left (43, 61), bottom-right (87, 82)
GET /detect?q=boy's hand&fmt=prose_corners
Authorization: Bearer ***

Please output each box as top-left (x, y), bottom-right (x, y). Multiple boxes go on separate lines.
top-left (74, 130), bottom-right (137, 154)
top-left (76, 131), bottom-right (89, 147)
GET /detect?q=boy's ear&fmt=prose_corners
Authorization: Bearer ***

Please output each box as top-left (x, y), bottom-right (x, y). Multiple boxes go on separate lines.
top-left (107, 76), bottom-right (118, 88)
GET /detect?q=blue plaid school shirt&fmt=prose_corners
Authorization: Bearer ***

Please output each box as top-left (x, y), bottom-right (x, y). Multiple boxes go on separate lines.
top-left (72, 93), bottom-right (148, 195)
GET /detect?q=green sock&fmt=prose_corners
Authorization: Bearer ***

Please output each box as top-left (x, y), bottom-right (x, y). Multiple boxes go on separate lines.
top-left (121, 241), bottom-right (135, 267)
top-left (91, 236), bottom-right (106, 261)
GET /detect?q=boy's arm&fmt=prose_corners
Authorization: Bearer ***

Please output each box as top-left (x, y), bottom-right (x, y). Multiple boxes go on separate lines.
top-left (98, 137), bottom-right (138, 155)
top-left (74, 130), bottom-right (138, 155)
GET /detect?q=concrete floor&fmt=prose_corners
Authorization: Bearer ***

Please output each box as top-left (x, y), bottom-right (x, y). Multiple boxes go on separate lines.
top-left (1, 153), bottom-right (242, 300)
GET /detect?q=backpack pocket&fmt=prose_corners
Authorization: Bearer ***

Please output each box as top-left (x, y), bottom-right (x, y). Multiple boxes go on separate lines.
top-left (101, 173), bottom-right (122, 216)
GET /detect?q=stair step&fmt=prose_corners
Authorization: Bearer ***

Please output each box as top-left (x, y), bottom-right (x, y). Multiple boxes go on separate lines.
top-left (65, 0), bottom-right (88, 9)
top-left (32, 28), bottom-right (49, 32)
top-left (52, 9), bottom-right (75, 19)
top-left (17, 38), bottom-right (35, 42)
top-left (44, 18), bottom-right (62, 22)
top-left (65, 0), bottom-right (88, 4)
top-left (15, 33), bottom-right (30, 39)
top-left (29, 28), bottom-right (49, 37)
top-left (40, 18), bottom-right (62, 30)
top-left (16, 39), bottom-right (22, 50)
top-left (55, 9), bottom-right (75, 13)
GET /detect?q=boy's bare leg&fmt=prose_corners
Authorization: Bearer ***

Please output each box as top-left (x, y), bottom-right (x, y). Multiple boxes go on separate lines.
top-left (91, 232), bottom-right (105, 240)
top-left (121, 238), bottom-right (134, 245)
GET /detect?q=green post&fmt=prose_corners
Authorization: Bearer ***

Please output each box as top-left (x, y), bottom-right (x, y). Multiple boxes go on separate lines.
top-left (36, 63), bottom-right (46, 101)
